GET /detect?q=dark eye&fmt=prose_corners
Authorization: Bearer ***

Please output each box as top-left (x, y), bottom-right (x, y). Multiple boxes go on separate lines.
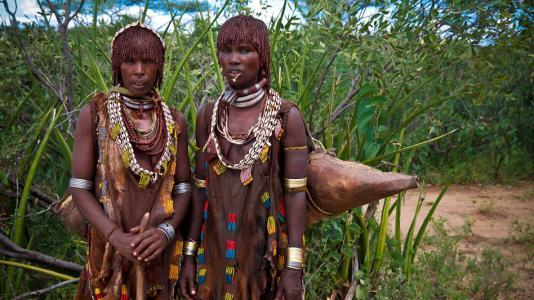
top-left (144, 59), bottom-right (156, 64)
top-left (124, 59), bottom-right (134, 64)
top-left (239, 47), bottom-right (251, 54)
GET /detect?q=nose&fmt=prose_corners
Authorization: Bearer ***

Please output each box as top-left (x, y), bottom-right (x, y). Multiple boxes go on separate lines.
top-left (229, 51), bottom-right (240, 65)
top-left (133, 61), bottom-right (145, 76)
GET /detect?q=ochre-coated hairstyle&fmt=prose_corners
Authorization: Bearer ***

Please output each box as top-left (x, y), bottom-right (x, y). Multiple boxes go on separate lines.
top-left (217, 15), bottom-right (271, 87)
top-left (111, 25), bottom-right (165, 88)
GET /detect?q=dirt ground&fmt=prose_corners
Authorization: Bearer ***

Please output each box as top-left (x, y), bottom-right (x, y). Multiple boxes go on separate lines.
top-left (393, 181), bottom-right (534, 298)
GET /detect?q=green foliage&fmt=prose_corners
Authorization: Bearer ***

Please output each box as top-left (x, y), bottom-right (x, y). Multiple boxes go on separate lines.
top-left (0, 0), bottom-right (531, 298)
top-left (374, 220), bottom-right (515, 299)
top-left (510, 219), bottom-right (534, 260)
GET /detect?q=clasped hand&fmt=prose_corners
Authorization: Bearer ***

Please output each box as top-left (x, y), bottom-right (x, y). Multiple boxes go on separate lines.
top-left (108, 226), bottom-right (168, 263)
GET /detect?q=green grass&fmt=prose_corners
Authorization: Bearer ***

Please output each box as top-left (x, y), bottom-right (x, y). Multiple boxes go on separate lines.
top-left (0, 0), bottom-right (532, 298)
top-left (373, 219), bottom-right (515, 300)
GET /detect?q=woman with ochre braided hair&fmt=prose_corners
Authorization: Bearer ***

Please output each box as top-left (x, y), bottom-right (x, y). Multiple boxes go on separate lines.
top-left (179, 15), bottom-right (308, 299)
top-left (70, 23), bottom-right (191, 299)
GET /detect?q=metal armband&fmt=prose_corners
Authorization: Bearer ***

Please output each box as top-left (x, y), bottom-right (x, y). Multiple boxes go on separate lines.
top-left (283, 177), bottom-right (307, 193)
top-left (69, 178), bottom-right (94, 190)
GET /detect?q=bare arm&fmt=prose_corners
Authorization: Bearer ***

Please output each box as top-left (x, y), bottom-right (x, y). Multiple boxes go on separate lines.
top-left (282, 107), bottom-right (308, 248)
top-left (168, 112), bottom-right (192, 229)
top-left (276, 106), bottom-right (308, 299)
top-left (70, 102), bottom-right (136, 262)
top-left (179, 104), bottom-right (209, 299)
top-left (188, 105), bottom-right (209, 243)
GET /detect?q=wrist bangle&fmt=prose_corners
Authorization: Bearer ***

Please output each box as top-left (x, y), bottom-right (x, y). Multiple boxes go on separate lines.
top-left (193, 175), bottom-right (207, 188)
top-left (156, 223), bottom-right (175, 241)
top-left (172, 182), bottom-right (192, 196)
top-left (105, 226), bottom-right (119, 242)
top-left (286, 247), bottom-right (304, 269)
top-left (286, 261), bottom-right (304, 270)
top-left (183, 240), bottom-right (198, 256)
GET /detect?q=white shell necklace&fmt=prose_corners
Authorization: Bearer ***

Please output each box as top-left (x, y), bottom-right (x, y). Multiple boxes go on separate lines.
top-left (208, 88), bottom-right (281, 170)
top-left (107, 91), bottom-right (176, 187)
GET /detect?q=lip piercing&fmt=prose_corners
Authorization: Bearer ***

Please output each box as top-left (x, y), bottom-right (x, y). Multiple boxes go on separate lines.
top-left (231, 73), bottom-right (241, 82)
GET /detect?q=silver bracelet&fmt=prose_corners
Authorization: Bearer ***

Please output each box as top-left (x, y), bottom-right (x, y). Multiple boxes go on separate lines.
top-left (172, 182), bottom-right (191, 196)
top-left (156, 223), bottom-right (175, 241)
top-left (286, 261), bottom-right (304, 270)
top-left (69, 178), bottom-right (93, 190)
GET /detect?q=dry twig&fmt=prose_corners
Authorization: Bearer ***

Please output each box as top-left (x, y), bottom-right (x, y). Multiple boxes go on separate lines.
top-left (1, 0), bottom-right (85, 131)
top-left (313, 71), bottom-right (361, 137)
top-left (0, 231), bottom-right (82, 273)
top-left (12, 278), bottom-right (79, 300)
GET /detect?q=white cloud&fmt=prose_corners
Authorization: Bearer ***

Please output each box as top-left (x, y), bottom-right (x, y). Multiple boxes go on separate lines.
top-left (1, 0), bottom-right (303, 30)
top-left (1, 0), bottom-right (40, 24)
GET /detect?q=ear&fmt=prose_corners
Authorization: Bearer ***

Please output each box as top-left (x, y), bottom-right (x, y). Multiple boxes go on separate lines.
top-left (216, 51), bottom-right (223, 65)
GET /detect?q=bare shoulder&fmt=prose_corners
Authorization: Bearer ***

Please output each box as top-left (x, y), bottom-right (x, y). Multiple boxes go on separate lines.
top-left (195, 102), bottom-right (213, 134)
top-left (75, 103), bottom-right (94, 135)
top-left (196, 102), bottom-right (211, 122)
top-left (169, 108), bottom-right (188, 132)
top-left (283, 104), bottom-right (307, 146)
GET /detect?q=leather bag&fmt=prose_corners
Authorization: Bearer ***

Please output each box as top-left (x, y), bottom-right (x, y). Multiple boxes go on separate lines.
top-left (305, 150), bottom-right (418, 224)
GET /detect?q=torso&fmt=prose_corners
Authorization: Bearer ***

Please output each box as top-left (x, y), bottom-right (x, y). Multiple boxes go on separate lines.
top-left (197, 94), bottom-right (296, 299)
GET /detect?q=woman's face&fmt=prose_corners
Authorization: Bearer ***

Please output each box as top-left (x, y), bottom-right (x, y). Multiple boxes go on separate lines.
top-left (120, 58), bottom-right (158, 97)
top-left (218, 43), bottom-right (261, 90)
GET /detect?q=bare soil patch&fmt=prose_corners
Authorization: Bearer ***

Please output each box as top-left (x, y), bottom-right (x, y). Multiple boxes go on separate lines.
top-left (392, 181), bottom-right (534, 298)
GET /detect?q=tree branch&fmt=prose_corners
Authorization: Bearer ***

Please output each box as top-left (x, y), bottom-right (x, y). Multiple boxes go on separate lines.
top-left (12, 278), bottom-right (79, 300)
top-left (0, 231), bottom-right (82, 273)
top-left (2, 1), bottom-right (63, 103)
top-left (46, 0), bottom-right (85, 130)
top-left (313, 71), bottom-right (361, 137)
top-left (8, 176), bottom-right (59, 205)
top-left (0, 186), bottom-right (51, 212)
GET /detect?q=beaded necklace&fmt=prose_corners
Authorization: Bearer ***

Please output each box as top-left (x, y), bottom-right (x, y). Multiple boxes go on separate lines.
top-left (107, 91), bottom-right (176, 188)
top-left (209, 88), bottom-right (281, 171)
top-left (216, 96), bottom-right (267, 145)
top-left (122, 105), bottom-right (165, 155)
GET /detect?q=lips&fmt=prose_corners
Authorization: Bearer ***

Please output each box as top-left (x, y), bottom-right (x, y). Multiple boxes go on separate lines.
top-left (228, 70), bottom-right (241, 76)
top-left (130, 81), bottom-right (147, 88)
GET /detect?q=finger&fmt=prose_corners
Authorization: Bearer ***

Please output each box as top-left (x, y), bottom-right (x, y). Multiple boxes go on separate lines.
top-left (131, 231), bottom-right (150, 248)
top-left (132, 229), bottom-right (159, 248)
top-left (180, 278), bottom-right (194, 300)
top-left (179, 278), bottom-right (188, 299)
top-left (132, 234), bottom-right (154, 257)
top-left (274, 286), bottom-right (283, 300)
top-left (187, 276), bottom-right (197, 297)
top-left (286, 290), bottom-right (299, 300)
top-left (143, 244), bottom-right (165, 262)
top-left (138, 232), bottom-right (166, 260)
top-left (129, 226), bottom-right (140, 233)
